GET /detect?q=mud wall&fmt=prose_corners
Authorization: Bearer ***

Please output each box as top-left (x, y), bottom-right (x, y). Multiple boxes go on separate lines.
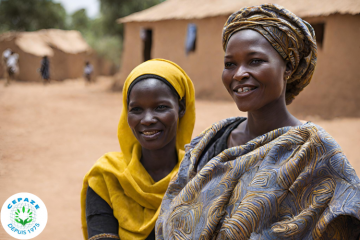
top-left (117, 14), bottom-right (360, 118)
top-left (118, 16), bottom-right (231, 100)
top-left (0, 38), bottom-right (98, 81)
top-left (288, 14), bottom-right (360, 118)
top-left (0, 40), bottom-right (43, 81)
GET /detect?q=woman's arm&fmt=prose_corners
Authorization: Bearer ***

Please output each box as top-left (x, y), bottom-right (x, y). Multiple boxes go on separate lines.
top-left (86, 186), bottom-right (119, 240)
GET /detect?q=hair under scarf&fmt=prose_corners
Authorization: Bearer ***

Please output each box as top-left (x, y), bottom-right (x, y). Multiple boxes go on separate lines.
top-left (222, 4), bottom-right (317, 104)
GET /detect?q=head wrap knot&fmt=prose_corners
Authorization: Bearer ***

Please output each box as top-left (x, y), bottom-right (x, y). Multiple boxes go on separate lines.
top-left (222, 4), bottom-right (317, 104)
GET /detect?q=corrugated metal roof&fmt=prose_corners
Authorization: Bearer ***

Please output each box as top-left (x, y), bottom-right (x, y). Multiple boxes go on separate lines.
top-left (119, 0), bottom-right (360, 23)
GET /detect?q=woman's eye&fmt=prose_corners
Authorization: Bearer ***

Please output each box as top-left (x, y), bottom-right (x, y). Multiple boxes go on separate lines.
top-left (224, 62), bottom-right (234, 68)
top-left (156, 105), bottom-right (168, 110)
top-left (129, 107), bottom-right (141, 113)
top-left (250, 59), bottom-right (265, 65)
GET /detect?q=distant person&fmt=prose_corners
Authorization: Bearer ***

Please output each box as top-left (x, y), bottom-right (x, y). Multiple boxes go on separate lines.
top-left (2, 48), bottom-right (11, 79)
top-left (83, 61), bottom-right (93, 84)
top-left (40, 56), bottom-right (50, 84)
top-left (5, 51), bottom-right (19, 86)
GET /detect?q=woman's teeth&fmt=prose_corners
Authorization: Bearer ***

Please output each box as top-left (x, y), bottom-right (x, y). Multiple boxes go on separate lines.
top-left (142, 131), bottom-right (159, 135)
top-left (237, 87), bottom-right (256, 93)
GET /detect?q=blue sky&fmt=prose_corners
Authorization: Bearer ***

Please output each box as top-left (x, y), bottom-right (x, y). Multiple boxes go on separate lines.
top-left (54, 0), bottom-right (100, 18)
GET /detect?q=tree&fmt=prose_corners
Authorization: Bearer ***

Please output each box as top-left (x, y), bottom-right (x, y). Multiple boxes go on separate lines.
top-left (71, 9), bottom-right (90, 32)
top-left (99, 0), bottom-right (165, 38)
top-left (0, 0), bottom-right (67, 32)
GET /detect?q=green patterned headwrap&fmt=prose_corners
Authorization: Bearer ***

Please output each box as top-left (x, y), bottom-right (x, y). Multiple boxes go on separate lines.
top-left (222, 4), bottom-right (317, 104)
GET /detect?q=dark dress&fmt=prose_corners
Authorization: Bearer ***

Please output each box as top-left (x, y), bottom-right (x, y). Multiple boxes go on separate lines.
top-left (195, 117), bottom-right (245, 171)
top-left (40, 58), bottom-right (50, 80)
top-left (86, 186), bottom-right (155, 240)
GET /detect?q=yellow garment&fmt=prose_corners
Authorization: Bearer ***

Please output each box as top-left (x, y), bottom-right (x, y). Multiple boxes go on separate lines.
top-left (81, 59), bottom-right (196, 240)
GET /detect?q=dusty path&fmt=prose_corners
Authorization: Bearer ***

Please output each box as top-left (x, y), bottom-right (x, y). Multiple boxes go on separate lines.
top-left (0, 78), bottom-right (359, 240)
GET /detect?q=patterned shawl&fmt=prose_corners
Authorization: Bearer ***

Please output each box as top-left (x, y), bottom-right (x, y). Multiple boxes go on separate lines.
top-left (156, 118), bottom-right (360, 239)
top-left (222, 4), bottom-right (317, 104)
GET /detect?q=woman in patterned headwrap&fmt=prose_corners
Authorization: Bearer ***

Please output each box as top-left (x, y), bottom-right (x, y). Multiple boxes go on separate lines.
top-left (156, 4), bottom-right (360, 239)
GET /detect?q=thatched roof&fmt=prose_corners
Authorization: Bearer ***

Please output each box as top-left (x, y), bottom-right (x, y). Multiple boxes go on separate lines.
top-left (119, 0), bottom-right (360, 23)
top-left (0, 29), bottom-right (91, 57)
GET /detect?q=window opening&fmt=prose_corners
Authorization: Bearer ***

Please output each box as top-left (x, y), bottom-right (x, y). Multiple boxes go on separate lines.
top-left (185, 23), bottom-right (197, 55)
top-left (141, 29), bottom-right (152, 61)
top-left (311, 23), bottom-right (325, 48)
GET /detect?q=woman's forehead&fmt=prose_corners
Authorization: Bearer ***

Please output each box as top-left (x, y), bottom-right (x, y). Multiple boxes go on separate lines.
top-left (131, 78), bottom-right (167, 89)
top-left (227, 30), bottom-right (271, 48)
top-left (128, 78), bottom-right (176, 100)
top-left (226, 29), bottom-right (278, 56)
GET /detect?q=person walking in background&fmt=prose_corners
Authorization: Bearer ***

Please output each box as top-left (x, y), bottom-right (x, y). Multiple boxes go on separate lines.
top-left (40, 55), bottom-right (50, 84)
top-left (83, 61), bottom-right (93, 84)
top-left (5, 51), bottom-right (19, 86)
top-left (2, 48), bottom-right (11, 81)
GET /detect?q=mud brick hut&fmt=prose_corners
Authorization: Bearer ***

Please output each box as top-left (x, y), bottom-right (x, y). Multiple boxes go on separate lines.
top-left (0, 29), bottom-right (98, 81)
top-left (116, 0), bottom-right (360, 118)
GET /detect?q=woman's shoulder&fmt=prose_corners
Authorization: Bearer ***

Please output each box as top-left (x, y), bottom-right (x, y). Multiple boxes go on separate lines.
top-left (85, 152), bottom-right (126, 178)
top-left (292, 122), bottom-right (360, 183)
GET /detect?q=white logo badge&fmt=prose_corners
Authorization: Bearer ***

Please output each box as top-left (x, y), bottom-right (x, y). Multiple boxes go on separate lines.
top-left (1, 193), bottom-right (48, 239)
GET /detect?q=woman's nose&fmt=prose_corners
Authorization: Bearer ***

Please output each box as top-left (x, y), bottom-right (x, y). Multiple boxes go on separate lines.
top-left (140, 111), bottom-right (157, 125)
top-left (233, 66), bottom-right (250, 81)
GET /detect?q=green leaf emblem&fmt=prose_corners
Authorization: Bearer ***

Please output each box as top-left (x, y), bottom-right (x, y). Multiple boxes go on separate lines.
top-left (14, 206), bottom-right (33, 226)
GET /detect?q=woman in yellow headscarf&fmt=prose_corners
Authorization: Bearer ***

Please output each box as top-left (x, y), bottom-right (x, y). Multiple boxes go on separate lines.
top-left (80, 59), bottom-right (195, 240)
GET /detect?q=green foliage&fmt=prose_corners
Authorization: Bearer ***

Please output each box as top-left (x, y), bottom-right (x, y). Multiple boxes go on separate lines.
top-left (71, 9), bottom-right (90, 32)
top-left (0, 0), bottom-right (67, 32)
top-left (83, 30), bottom-right (122, 67)
top-left (0, 0), bottom-right (166, 68)
top-left (99, 0), bottom-right (165, 37)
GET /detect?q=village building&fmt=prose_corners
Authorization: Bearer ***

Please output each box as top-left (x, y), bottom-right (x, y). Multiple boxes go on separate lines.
top-left (117, 0), bottom-right (360, 119)
top-left (0, 29), bottom-right (112, 82)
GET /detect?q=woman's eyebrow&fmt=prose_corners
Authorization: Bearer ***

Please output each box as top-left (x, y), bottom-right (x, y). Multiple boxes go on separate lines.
top-left (128, 101), bottom-right (138, 107)
top-left (225, 51), bottom-right (264, 59)
top-left (247, 51), bottom-right (264, 56)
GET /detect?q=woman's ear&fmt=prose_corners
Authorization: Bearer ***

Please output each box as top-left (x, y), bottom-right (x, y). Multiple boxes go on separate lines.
top-left (178, 97), bottom-right (186, 119)
top-left (284, 61), bottom-right (293, 80)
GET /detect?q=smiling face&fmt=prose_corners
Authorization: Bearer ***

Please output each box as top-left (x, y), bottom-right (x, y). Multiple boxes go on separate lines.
top-left (222, 29), bottom-right (289, 112)
top-left (127, 78), bottom-right (184, 151)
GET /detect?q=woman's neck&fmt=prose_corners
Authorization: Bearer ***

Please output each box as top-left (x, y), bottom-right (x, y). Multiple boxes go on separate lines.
top-left (246, 99), bottom-right (301, 139)
top-left (229, 98), bottom-right (301, 147)
top-left (140, 138), bottom-right (178, 182)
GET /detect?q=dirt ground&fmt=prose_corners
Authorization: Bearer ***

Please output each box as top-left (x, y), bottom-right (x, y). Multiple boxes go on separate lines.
top-left (0, 77), bottom-right (359, 240)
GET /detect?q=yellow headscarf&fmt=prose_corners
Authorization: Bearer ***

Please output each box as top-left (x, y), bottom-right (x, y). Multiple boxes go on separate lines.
top-left (80, 59), bottom-right (195, 240)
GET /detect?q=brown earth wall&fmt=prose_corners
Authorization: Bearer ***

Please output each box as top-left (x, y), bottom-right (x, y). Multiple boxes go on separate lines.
top-left (288, 14), bottom-right (360, 118)
top-left (0, 40), bottom-right (44, 81)
top-left (51, 49), bottom-right (93, 81)
top-left (111, 14), bottom-right (360, 118)
top-left (97, 58), bottom-right (115, 76)
top-left (118, 17), bottom-right (231, 100)
top-left (1, 39), bottom-right (98, 81)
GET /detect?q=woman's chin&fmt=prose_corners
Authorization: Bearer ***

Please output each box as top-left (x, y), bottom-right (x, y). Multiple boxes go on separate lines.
top-left (235, 103), bottom-right (253, 113)
top-left (139, 142), bottom-right (164, 151)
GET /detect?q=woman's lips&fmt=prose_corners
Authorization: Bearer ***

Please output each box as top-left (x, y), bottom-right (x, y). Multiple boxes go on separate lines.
top-left (233, 86), bottom-right (258, 96)
top-left (140, 130), bottom-right (162, 140)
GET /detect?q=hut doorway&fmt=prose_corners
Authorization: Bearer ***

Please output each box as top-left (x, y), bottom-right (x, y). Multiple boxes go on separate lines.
top-left (141, 29), bottom-right (152, 62)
